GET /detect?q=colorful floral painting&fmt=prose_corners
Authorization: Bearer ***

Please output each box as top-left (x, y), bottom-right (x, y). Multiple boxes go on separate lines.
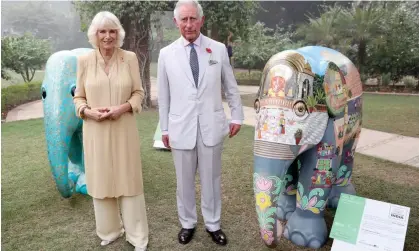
top-left (253, 173), bottom-right (284, 245)
top-left (335, 165), bottom-right (352, 187)
top-left (296, 182), bottom-right (327, 214)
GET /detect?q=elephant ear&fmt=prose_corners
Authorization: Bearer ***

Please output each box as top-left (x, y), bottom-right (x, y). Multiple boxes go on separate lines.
top-left (321, 62), bottom-right (348, 117)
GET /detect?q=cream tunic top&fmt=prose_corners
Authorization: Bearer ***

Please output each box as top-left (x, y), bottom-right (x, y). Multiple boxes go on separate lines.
top-left (73, 48), bottom-right (145, 199)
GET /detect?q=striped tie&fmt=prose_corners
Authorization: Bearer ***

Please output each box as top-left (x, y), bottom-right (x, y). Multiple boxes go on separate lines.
top-left (189, 43), bottom-right (199, 87)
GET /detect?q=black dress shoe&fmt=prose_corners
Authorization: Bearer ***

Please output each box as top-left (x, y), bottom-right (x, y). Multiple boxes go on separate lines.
top-left (178, 228), bottom-right (195, 244)
top-left (206, 229), bottom-right (228, 246)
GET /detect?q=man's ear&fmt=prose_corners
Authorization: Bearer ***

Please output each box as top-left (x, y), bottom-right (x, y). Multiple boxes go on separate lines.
top-left (173, 18), bottom-right (179, 28)
top-left (201, 15), bottom-right (205, 24)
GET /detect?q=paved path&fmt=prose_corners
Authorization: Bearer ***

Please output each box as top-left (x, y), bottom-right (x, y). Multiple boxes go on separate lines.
top-left (5, 77), bottom-right (419, 168)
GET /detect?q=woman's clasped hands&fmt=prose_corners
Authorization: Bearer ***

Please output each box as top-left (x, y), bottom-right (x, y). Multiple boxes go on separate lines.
top-left (84, 106), bottom-right (124, 122)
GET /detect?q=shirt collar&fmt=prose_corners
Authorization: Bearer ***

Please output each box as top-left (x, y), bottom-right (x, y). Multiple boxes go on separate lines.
top-left (182, 33), bottom-right (202, 48)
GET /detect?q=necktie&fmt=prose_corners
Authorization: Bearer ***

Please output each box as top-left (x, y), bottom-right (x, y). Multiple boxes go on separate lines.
top-left (189, 43), bottom-right (199, 87)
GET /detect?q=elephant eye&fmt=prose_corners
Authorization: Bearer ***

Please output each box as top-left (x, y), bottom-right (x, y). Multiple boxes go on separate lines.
top-left (41, 87), bottom-right (47, 99)
top-left (293, 101), bottom-right (307, 117)
top-left (71, 86), bottom-right (76, 97)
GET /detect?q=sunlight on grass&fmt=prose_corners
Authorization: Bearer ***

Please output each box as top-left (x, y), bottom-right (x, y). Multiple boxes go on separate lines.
top-left (2, 109), bottom-right (418, 250)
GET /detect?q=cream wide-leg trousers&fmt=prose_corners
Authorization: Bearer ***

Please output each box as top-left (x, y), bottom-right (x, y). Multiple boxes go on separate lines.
top-left (92, 194), bottom-right (149, 248)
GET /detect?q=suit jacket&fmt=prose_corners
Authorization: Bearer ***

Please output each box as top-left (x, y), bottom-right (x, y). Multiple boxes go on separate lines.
top-left (157, 34), bottom-right (244, 150)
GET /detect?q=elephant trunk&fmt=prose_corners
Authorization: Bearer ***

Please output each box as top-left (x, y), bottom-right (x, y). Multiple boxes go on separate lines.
top-left (44, 121), bottom-right (78, 198)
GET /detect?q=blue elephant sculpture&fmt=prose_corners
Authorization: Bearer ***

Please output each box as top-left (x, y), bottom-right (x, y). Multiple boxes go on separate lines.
top-left (42, 48), bottom-right (93, 198)
top-left (253, 46), bottom-right (363, 248)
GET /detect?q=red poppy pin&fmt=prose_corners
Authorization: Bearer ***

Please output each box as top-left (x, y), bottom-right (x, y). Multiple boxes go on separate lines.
top-left (206, 48), bottom-right (212, 53)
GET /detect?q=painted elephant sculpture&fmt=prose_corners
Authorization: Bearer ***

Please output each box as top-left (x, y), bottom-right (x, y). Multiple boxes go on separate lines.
top-left (253, 46), bottom-right (363, 249)
top-left (42, 48), bottom-right (93, 198)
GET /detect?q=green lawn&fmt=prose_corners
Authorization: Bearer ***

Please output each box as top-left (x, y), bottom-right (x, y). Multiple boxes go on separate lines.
top-left (2, 110), bottom-right (419, 251)
top-left (1, 70), bottom-right (45, 88)
top-left (240, 93), bottom-right (419, 138)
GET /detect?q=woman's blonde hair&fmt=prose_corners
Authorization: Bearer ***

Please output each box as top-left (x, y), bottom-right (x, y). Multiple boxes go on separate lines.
top-left (87, 11), bottom-right (125, 48)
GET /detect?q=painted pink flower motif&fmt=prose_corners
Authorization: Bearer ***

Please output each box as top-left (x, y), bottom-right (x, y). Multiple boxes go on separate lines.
top-left (260, 229), bottom-right (274, 245)
top-left (308, 196), bottom-right (317, 208)
top-left (256, 177), bottom-right (273, 191)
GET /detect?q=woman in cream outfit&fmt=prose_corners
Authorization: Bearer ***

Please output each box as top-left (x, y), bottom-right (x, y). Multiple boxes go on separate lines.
top-left (73, 11), bottom-right (148, 251)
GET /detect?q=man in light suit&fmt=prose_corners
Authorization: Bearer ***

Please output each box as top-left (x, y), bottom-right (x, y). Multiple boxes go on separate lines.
top-left (157, 0), bottom-right (244, 246)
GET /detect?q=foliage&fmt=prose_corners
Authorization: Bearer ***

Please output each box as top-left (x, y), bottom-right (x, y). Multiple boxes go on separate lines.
top-left (380, 73), bottom-right (391, 86)
top-left (233, 22), bottom-right (295, 72)
top-left (295, 4), bottom-right (344, 48)
top-left (1, 33), bottom-right (51, 83)
top-left (402, 76), bottom-right (418, 88)
top-left (199, 1), bottom-right (261, 43)
top-left (1, 81), bottom-right (42, 116)
top-left (305, 96), bottom-right (318, 108)
top-left (365, 2), bottom-right (419, 80)
top-left (74, 1), bottom-right (170, 31)
top-left (314, 88), bottom-right (326, 105)
top-left (234, 71), bottom-right (262, 81)
top-left (296, 1), bottom-right (418, 81)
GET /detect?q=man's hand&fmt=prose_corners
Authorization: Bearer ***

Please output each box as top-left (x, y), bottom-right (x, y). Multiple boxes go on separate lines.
top-left (162, 135), bottom-right (171, 149)
top-left (229, 123), bottom-right (241, 138)
top-left (85, 108), bottom-right (108, 122)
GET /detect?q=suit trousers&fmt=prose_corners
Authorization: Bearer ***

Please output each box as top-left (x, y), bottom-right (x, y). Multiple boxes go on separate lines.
top-left (92, 194), bottom-right (149, 248)
top-left (171, 123), bottom-right (223, 232)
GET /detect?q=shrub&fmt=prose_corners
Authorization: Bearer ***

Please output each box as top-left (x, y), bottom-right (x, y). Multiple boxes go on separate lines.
top-left (380, 73), bottom-right (391, 86)
top-left (381, 73), bottom-right (391, 86)
top-left (1, 81), bottom-right (42, 116)
top-left (234, 71), bottom-right (262, 81)
top-left (401, 76), bottom-right (418, 88)
top-left (234, 71), bottom-right (249, 80)
top-left (250, 71), bottom-right (262, 81)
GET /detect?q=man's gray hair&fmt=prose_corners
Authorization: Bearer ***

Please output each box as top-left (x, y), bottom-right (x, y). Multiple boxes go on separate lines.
top-left (174, 0), bottom-right (204, 20)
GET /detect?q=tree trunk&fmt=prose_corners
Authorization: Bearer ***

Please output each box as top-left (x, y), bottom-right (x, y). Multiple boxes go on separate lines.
top-left (121, 15), bottom-right (152, 109)
top-left (357, 39), bottom-right (367, 75)
top-left (202, 25), bottom-right (208, 36)
top-left (210, 23), bottom-right (220, 41)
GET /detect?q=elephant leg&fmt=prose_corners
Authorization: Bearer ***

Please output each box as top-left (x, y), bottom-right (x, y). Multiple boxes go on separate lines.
top-left (68, 161), bottom-right (87, 195)
top-left (328, 136), bottom-right (358, 209)
top-left (253, 155), bottom-right (294, 248)
top-left (68, 129), bottom-right (87, 195)
top-left (284, 143), bottom-right (337, 249)
top-left (277, 158), bottom-right (300, 221)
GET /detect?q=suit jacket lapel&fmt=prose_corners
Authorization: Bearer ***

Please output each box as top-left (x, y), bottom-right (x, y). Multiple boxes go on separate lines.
top-left (174, 38), bottom-right (195, 87)
top-left (198, 36), bottom-right (210, 86)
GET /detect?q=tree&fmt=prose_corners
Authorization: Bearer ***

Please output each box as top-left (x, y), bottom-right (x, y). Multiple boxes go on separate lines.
top-left (296, 2), bottom-right (385, 75)
top-left (199, 1), bottom-right (261, 43)
top-left (295, 4), bottom-right (344, 48)
top-left (366, 2), bottom-right (419, 80)
top-left (233, 22), bottom-right (296, 75)
top-left (1, 33), bottom-right (51, 83)
top-left (74, 1), bottom-right (173, 109)
top-left (338, 2), bottom-right (385, 74)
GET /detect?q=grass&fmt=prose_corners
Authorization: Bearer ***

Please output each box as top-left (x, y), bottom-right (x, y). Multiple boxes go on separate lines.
top-left (240, 93), bottom-right (419, 138)
top-left (2, 109), bottom-right (419, 251)
top-left (1, 70), bottom-right (45, 88)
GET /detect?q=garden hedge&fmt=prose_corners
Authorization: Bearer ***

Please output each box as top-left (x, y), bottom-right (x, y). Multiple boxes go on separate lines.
top-left (1, 81), bottom-right (42, 118)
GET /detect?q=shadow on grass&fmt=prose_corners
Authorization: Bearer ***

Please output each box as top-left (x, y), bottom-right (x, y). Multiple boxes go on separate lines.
top-left (2, 110), bottom-right (418, 251)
